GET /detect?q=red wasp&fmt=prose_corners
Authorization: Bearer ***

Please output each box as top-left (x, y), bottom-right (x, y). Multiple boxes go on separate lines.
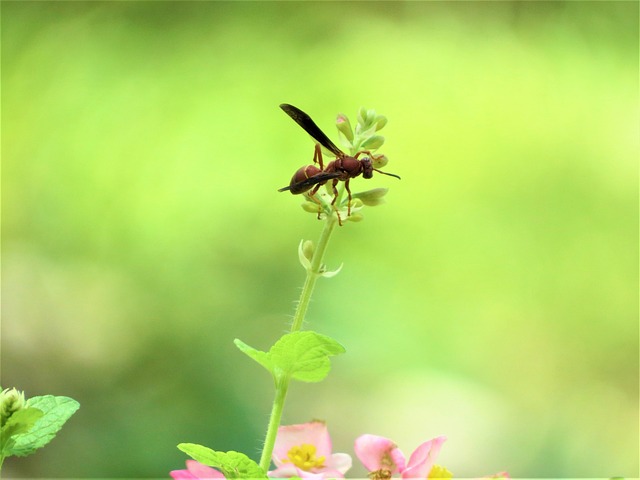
top-left (278, 103), bottom-right (400, 224)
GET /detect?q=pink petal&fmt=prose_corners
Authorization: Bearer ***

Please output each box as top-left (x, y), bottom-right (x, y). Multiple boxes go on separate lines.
top-left (188, 460), bottom-right (225, 478)
top-left (354, 434), bottom-right (406, 473)
top-left (309, 468), bottom-right (346, 479)
top-left (170, 470), bottom-right (198, 480)
top-left (269, 464), bottom-right (301, 478)
top-left (324, 452), bottom-right (353, 474)
top-left (295, 472), bottom-right (328, 480)
top-left (170, 460), bottom-right (225, 480)
top-left (273, 421), bottom-right (332, 466)
top-left (401, 436), bottom-right (446, 479)
top-left (269, 465), bottom-right (345, 479)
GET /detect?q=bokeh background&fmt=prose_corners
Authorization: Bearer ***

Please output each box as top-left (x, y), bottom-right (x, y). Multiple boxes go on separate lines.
top-left (2, 1), bottom-right (638, 478)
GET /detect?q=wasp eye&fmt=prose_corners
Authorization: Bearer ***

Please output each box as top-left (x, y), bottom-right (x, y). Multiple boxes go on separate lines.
top-left (362, 159), bottom-right (374, 179)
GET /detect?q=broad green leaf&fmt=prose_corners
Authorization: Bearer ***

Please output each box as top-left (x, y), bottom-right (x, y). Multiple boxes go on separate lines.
top-left (269, 331), bottom-right (345, 382)
top-left (234, 339), bottom-right (272, 373)
top-left (235, 332), bottom-right (345, 383)
top-left (178, 443), bottom-right (267, 479)
top-left (0, 408), bottom-right (44, 455)
top-left (8, 395), bottom-right (79, 457)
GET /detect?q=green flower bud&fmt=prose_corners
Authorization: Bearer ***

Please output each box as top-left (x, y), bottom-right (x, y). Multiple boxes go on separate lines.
top-left (302, 240), bottom-right (314, 262)
top-left (336, 114), bottom-right (354, 142)
top-left (372, 154), bottom-right (388, 169)
top-left (374, 115), bottom-right (388, 131)
top-left (1, 387), bottom-right (26, 427)
top-left (364, 108), bottom-right (376, 124)
top-left (298, 240), bottom-right (314, 270)
top-left (357, 106), bottom-right (369, 128)
top-left (361, 135), bottom-right (385, 150)
top-left (353, 188), bottom-right (389, 206)
top-left (302, 202), bottom-right (322, 214)
top-left (338, 198), bottom-right (363, 211)
top-left (346, 212), bottom-right (364, 222)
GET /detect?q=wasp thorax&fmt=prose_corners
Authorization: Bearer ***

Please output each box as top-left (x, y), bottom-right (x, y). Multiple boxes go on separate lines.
top-left (340, 156), bottom-right (361, 173)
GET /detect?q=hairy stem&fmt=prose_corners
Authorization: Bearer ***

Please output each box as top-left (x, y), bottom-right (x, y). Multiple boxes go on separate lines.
top-left (258, 378), bottom-right (289, 471)
top-left (290, 215), bottom-right (338, 332)
top-left (258, 214), bottom-right (339, 472)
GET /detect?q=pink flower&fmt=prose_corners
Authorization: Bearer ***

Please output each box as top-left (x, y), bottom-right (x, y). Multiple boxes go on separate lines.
top-left (269, 421), bottom-right (352, 479)
top-left (355, 435), bottom-right (509, 479)
top-left (170, 460), bottom-right (225, 480)
top-left (355, 434), bottom-right (446, 479)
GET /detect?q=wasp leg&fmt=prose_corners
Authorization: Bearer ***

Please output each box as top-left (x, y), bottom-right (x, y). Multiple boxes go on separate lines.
top-left (354, 149), bottom-right (383, 161)
top-left (344, 179), bottom-right (352, 216)
top-left (329, 179), bottom-right (343, 226)
top-left (308, 183), bottom-right (324, 220)
top-left (313, 143), bottom-right (325, 170)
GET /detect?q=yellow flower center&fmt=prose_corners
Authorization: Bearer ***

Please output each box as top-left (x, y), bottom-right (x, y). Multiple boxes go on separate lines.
top-left (428, 464), bottom-right (453, 479)
top-left (286, 443), bottom-right (326, 471)
top-left (369, 469), bottom-right (393, 480)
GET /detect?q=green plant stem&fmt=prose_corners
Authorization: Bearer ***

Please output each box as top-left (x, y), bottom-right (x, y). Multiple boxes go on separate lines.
top-left (258, 378), bottom-right (288, 472)
top-left (258, 214), bottom-right (339, 473)
top-left (290, 215), bottom-right (338, 333)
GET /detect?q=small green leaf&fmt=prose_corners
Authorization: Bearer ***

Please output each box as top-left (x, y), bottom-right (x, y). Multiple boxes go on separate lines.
top-left (353, 188), bottom-right (389, 206)
top-left (8, 395), bottom-right (79, 457)
top-left (2, 408), bottom-right (43, 437)
top-left (269, 331), bottom-right (345, 382)
top-left (319, 263), bottom-right (343, 278)
top-left (0, 407), bottom-right (44, 455)
top-left (361, 135), bottom-right (385, 150)
top-left (234, 339), bottom-right (273, 374)
top-left (178, 443), bottom-right (267, 479)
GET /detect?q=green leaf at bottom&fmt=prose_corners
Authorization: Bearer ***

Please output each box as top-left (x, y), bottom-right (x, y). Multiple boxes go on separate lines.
top-left (178, 443), bottom-right (267, 479)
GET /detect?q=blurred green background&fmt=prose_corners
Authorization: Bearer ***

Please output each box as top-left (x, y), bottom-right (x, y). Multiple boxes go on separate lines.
top-left (2, 1), bottom-right (637, 478)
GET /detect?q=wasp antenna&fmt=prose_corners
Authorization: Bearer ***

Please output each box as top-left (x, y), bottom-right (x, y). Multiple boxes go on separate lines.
top-left (374, 169), bottom-right (401, 180)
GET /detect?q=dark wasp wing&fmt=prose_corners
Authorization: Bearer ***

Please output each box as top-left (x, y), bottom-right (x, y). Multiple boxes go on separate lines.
top-left (278, 171), bottom-right (343, 193)
top-left (280, 104), bottom-right (345, 158)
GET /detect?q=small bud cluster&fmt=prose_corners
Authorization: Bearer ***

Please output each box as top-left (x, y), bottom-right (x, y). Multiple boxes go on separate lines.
top-left (1, 387), bottom-right (26, 427)
top-left (334, 107), bottom-right (394, 223)
top-left (336, 107), bottom-right (388, 155)
top-left (300, 107), bottom-right (397, 225)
